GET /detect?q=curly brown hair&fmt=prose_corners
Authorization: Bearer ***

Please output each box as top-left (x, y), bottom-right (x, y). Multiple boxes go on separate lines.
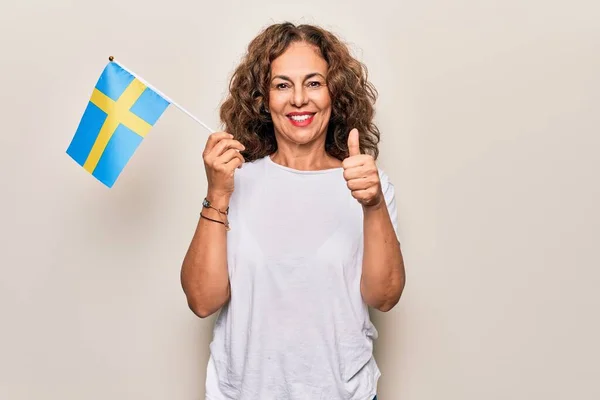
top-left (219, 22), bottom-right (381, 162)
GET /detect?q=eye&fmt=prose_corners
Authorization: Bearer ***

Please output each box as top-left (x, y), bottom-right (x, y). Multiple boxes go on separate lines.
top-left (307, 81), bottom-right (322, 88)
top-left (275, 83), bottom-right (290, 90)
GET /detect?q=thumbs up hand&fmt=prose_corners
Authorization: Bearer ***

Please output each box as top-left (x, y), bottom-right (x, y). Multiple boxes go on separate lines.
top-left (342, 128), bottom-right (384, 208)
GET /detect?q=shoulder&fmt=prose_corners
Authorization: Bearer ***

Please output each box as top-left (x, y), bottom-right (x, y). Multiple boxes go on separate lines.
top-left (377, 168), bottom-right (395, 195)
top-left (377, 167), bottom-right (400, 239)
top-left (377, 168), bottom-right (398, 216)
top-left (229, 156), bottom-right (268, 210)
top-left (231, 155), bottom-right (269, 196)
top-left (236, 155), bottom-right (269, 179)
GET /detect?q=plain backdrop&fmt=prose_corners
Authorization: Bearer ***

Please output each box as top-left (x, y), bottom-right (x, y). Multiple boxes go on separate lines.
top-left (1, 0), bottom-right (599, 399)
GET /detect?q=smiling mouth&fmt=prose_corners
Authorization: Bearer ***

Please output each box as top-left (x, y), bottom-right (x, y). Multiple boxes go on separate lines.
top-left (287, 112), bottom-right (316, 127)
top-left (289, 114), bottom-right (314, 121)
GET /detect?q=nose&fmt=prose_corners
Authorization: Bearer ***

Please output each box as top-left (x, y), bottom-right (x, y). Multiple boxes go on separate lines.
top-left (291, 84), bottom-right (308, 107)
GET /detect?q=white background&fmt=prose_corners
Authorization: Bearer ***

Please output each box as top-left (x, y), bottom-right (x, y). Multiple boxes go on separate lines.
top-left (1, 0), bottom-right (599, 399)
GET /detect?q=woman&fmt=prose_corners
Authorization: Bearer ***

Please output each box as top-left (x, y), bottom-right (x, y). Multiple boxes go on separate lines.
top-left (181, 22), bottom-right (405, 400)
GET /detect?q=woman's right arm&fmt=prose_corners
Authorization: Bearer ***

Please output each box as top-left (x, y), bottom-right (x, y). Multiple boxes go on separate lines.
top-left (180, 132), bottom-right (245, 318)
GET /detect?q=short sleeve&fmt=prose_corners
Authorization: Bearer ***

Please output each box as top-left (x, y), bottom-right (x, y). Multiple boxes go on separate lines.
top-left (378, 169), bottom-right (400, 243)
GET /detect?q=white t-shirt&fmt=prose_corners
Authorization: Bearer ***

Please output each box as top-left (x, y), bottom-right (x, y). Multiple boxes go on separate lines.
top-left (205, 155), bottom-right (399, 400)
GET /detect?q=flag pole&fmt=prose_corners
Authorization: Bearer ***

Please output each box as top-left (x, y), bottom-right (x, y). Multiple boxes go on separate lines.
top-left (108, 56), bottom-right (215, 134)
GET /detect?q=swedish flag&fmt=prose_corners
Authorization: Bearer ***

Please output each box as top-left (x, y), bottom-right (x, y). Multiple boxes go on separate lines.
top-left (67, 60), bottom-right (170, 188)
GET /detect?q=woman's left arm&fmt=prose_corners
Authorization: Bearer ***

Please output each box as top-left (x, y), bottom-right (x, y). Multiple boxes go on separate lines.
top-left (343, 129), bottom-right (406, 311)
top-left (360, 195), bottom-right (405, 312)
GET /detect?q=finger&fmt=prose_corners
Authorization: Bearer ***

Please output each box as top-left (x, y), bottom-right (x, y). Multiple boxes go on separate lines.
top-left (216, 148), bottom-right (245, 165)
top-left (346, 178), bottom-right (371, 191)
top-left (343, 165), bottom-right (369, 181)
top-left (347, 128), bottom-right (361, 157)
top-left (210, 139), bottom-right (245, 158)
top-left (342, 154), bottom-right (371, 170)
top-left (350, 189), bottom-right (369, 202)
top-left (204, 132), bottom-right (233, 154)
top-left (225, 156), bottom-right (244, 170)
top-left (351, 188), bottom-right (379, 205)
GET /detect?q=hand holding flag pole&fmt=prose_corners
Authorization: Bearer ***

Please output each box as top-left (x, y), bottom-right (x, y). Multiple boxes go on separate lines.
top-left (66, 56), bottom-right (214, 188)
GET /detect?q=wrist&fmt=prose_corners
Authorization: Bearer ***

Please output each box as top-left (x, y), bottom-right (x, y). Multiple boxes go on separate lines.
top-left (362, 196), bottom-right (386, 214)
top-left (205, 190), bottom-right (231, 210)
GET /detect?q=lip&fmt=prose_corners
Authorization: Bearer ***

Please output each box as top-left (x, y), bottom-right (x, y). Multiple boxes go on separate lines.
top-left (287, 112), bottom-right (315, 116)
top-left (287, 112), bottom-right (316, 127)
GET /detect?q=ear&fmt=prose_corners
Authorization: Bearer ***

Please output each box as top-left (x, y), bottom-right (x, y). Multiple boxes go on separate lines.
top-left (261, 98), bottom-right (270, 114)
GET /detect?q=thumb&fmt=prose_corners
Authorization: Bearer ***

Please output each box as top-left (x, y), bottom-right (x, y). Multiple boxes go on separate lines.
top-left (347, 128), bottom-right (361, 157)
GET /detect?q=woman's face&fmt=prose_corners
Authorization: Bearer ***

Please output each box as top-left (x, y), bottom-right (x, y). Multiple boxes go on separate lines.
top-left (268, 41), bottom-right (332, 148)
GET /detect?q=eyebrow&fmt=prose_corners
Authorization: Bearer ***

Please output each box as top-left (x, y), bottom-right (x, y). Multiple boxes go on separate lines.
top-left (271, 72), bottom-right (326, 82)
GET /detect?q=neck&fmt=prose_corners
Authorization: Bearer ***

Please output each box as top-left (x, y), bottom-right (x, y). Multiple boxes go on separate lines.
top-left (270, 140), bottom-right (341, 171)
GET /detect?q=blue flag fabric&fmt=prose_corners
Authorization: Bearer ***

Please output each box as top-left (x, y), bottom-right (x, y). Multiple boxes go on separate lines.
top-left (67, 61), bottom-right (170, 188)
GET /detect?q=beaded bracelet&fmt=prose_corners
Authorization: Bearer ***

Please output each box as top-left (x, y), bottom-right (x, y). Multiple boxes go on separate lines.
top-left (200, 213), bottom-right (230, 231)
top-left (202, 198), bottom-right (229, 215)
top-left (201, 198), bottom-right (230, 231)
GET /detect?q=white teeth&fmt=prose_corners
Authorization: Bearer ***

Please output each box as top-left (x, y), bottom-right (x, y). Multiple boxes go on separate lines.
top-left (290, 115), bottom-right (312, 121)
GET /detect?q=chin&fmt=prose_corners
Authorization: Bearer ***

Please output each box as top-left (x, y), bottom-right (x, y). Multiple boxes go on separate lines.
top-left (274, 118), bottom-right (328, 145)
top-left (282, 129), bottom-right (322, 145)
